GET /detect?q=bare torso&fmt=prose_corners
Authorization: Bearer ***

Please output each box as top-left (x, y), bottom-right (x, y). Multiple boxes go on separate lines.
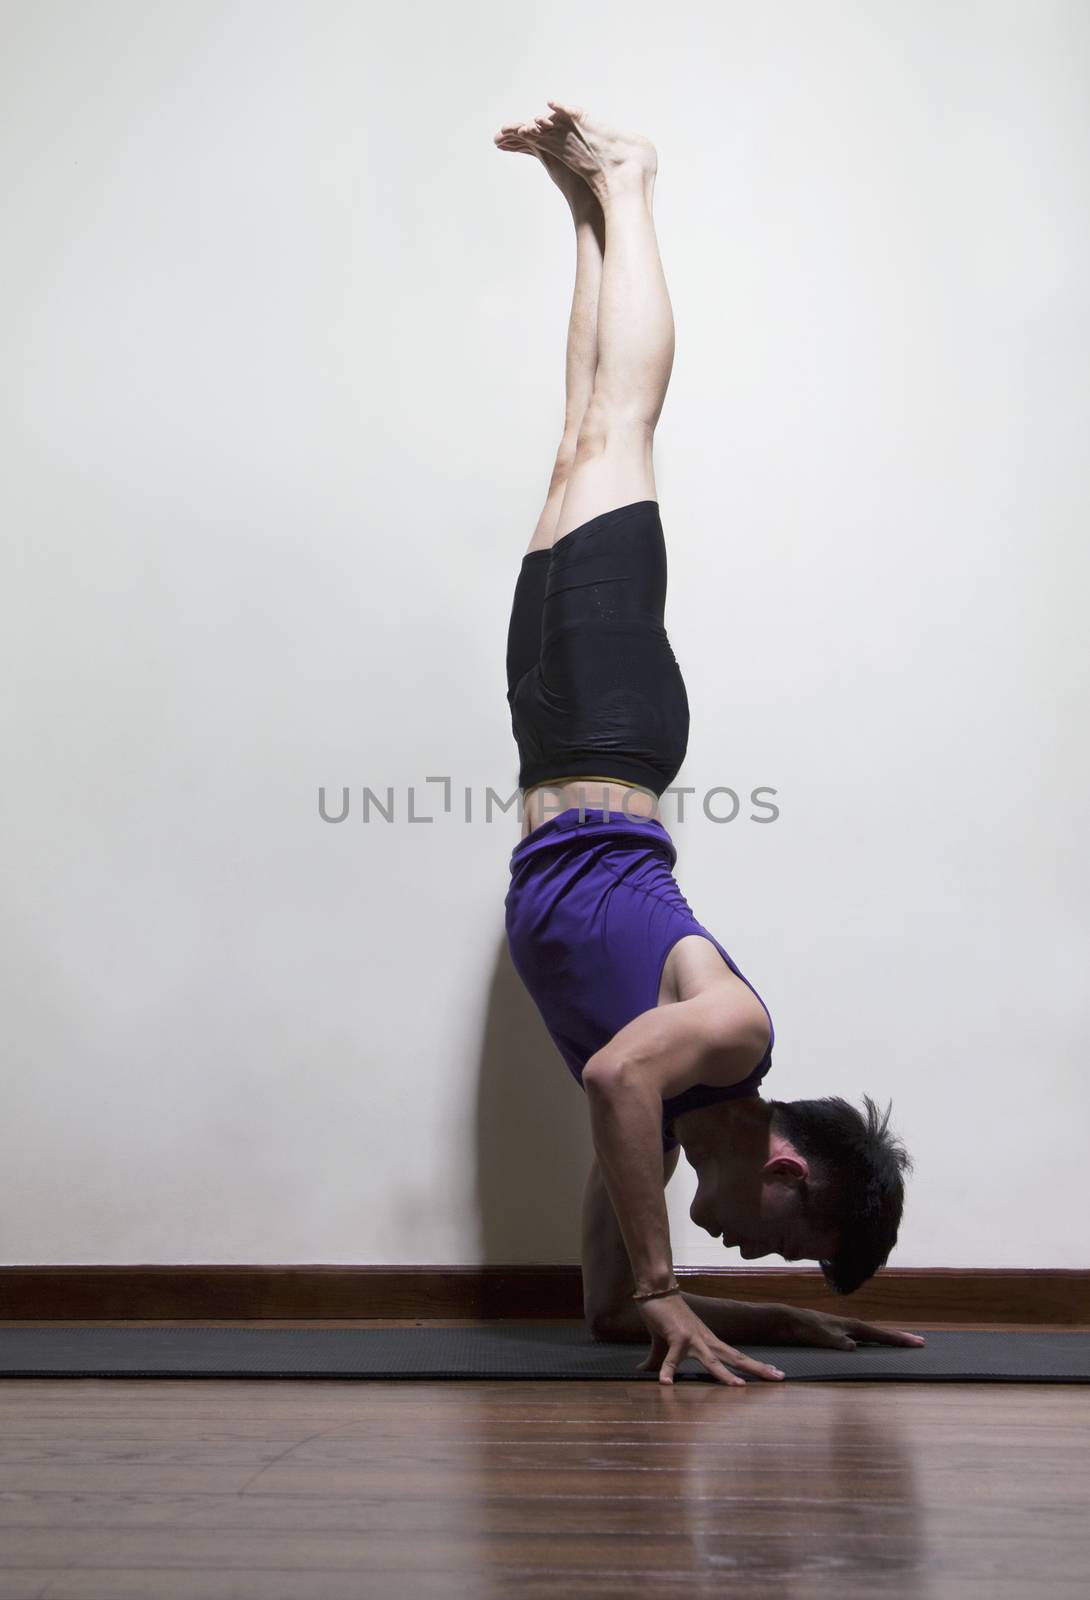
top-left (520, 779), bottom-right (771, 1057)
top-left (519, 778), bottom-right (659, 840)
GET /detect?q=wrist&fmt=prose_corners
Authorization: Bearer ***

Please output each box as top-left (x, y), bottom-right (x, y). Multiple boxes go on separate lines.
top-left (632, 1277), bottom-right (681, 1303)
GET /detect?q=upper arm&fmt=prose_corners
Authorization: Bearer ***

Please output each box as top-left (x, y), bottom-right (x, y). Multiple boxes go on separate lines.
top-left (582, 989), bottom-right (767, 1101)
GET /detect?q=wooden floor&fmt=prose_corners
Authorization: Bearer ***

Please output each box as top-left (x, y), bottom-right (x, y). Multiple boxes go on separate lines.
top-left (0, 1320), bottom-right (1087, 1599)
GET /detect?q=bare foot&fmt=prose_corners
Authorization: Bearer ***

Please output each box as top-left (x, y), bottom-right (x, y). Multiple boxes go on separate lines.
top-left (493, 120), bottom-right (598, 215)
top-left (509, 101), bottom-right (657, 196)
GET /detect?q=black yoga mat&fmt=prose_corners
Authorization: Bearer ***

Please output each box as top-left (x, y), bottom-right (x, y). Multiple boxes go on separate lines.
top-left (1, 1324), bottom-right (1087, 1382)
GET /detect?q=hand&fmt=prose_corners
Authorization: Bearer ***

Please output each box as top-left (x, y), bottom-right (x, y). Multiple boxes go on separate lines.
top-left (771, 1304), bottom-right (928, 1351)
top-left (635, 1292), bottom-right (786, 1387)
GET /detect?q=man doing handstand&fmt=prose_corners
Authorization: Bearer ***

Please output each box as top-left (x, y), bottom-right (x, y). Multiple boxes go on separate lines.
top-left (497, 101), bottom-right (923, 1385)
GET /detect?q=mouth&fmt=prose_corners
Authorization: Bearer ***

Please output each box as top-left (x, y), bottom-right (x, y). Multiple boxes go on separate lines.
top-left (710, 1225), bottom-right (751, 1252)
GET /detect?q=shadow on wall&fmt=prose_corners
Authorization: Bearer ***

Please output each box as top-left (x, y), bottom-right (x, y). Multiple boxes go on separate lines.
top-left (473, 930), bottom-right (593, 1280)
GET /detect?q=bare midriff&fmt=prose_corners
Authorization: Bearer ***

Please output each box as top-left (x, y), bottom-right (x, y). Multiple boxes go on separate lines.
top-left (520, 776), bottom-right (661, 840)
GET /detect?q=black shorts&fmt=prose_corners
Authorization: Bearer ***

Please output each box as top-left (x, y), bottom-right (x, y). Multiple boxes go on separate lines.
top-left (505, 499), bottom-right (690, 797)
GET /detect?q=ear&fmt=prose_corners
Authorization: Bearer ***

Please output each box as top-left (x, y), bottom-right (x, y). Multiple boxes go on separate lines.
top-left (765, 1154), bottom-right (808, 1182)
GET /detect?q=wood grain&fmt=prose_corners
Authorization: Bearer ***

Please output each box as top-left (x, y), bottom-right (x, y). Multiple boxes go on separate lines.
top-left (0, 1319), bottom-right (1086, 1597)
top-left (1, 1265), bottom-right (1086, 1324)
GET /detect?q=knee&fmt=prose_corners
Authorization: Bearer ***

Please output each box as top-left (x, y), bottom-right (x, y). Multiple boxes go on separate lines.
top-left (574, 404), bottom-right (654, 458)
top-left (572, 414), bottom-right (609, 460)
top-left (552, 434), bottom-right (581, 483)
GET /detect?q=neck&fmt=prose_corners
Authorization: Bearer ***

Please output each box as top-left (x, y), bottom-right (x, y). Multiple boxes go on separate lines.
top-left (673, 1095), bottom-right (772, 1166)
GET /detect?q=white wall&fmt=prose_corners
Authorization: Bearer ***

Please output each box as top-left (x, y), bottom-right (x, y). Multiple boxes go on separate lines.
top-left (2, 0), bottom-right (1087, 1270)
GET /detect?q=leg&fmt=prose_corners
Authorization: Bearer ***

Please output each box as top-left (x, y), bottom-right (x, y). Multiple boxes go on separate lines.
top-left (527, 196), bottom-right (606, 552)
top-left (555, 168), bottom-right (673, 541)
top-left (499, 105), bottom-right (687, 798)
top-left (521, 105), bottom-right (674, 543)
top-left (495, 114), bottom-right (608, 554)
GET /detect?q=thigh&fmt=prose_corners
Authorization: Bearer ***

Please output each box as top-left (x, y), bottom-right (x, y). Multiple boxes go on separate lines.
top-left (526, 501), bottom-right (688, 792)
top-left (505, 549), bottom-right (551, 698)
top-left (509, 500), bottom-right (690, 796)
top-left (543, 498), bottom-right (668, 634)
top-left (553, 424), bottom-right (657, 546)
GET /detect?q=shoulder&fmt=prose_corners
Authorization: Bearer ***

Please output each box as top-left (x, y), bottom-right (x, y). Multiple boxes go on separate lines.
top-left (586, 983), bottom-right (769, 1100)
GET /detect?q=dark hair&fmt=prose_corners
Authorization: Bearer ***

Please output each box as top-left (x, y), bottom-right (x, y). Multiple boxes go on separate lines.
top-left (767, 1095), bottom-right (913, 1295)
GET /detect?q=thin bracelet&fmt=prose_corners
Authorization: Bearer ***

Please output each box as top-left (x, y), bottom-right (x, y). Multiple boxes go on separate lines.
top-left (632, 1282), bottom-right (681, 1303)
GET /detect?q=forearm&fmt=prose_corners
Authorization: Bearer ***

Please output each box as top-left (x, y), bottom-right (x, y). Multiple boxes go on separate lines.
top-left (603, 1293), bottom-right (786, 1346)
top-left (585, 1067), bottom-right (674, 1296)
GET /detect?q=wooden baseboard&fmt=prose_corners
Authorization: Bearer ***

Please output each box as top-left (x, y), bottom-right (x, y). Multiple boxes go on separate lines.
top-left (0, 1266), bottom-right (1086, 1324)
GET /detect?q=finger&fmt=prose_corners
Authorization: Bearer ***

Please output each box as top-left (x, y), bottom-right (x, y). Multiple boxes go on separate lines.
top-left (848, 1322), bottom-right (927, 1347)
top-left (732, 1359), bottom-right (786, 1379)
top-left (637, 1337), bottom-right (667, 1371)
top-left (707, 1358), bottom-right (745, 1388)
top-left (745, 1356), bottom-right (786, 1380)
top-left (715, 1348), bottom-right (786, 1381)
top-left (659, 1359), bottom-right (675, 1386)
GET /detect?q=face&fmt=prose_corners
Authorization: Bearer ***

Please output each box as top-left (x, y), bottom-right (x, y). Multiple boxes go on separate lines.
top-left (689, 1150), bottom-right (837, 1263)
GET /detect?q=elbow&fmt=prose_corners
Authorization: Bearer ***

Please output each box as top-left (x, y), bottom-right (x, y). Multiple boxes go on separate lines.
top-left (582, 1050), bottom-right (628, 1091)
top-left (589, 1308), bottom-right (637, 1344)
top-left (584, 1053), bottom-right (658, 1104)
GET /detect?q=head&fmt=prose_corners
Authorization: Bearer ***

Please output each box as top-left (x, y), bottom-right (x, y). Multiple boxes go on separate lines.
top-left (675, 1094), bottom-right (913, 1294)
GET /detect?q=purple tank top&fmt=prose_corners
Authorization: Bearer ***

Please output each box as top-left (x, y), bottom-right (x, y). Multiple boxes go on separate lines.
top-left (504, 808), bottom-right (774, 1152)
